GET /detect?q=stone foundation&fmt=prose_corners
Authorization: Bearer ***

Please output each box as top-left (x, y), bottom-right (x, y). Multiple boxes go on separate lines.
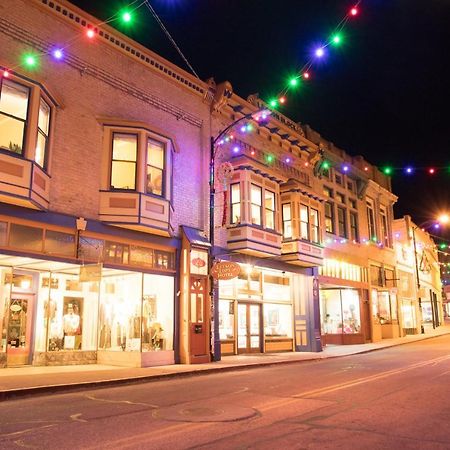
top-left (32, 351), bottom-right (97, 366)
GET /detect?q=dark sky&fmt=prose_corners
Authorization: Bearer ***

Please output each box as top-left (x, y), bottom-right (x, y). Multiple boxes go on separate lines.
top-left (71, 0), bottom-right (450, 240)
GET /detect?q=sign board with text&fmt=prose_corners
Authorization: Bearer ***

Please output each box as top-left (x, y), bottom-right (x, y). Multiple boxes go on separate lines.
top-left (211, 262), bottom-right (241, 280)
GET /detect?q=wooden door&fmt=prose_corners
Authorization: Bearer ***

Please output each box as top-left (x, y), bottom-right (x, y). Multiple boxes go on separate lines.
top-left (189, 277), bottom-right (209, 363)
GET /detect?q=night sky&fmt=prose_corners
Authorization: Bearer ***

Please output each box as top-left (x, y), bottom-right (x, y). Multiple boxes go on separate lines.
top-left (70, 0), bottom-right (450, 240)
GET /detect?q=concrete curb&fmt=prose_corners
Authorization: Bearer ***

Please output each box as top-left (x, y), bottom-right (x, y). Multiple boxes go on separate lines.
top-left (1, 331), bottom-right (449, 402)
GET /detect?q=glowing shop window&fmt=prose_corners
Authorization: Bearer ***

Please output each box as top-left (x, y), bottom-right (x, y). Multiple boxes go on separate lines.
top-left (263, 273), bottom-right (290, 301)
top-left (320, 289), bottom-right (361, 334)
top-left (219, 300), bottom-right (235, 340)
top-left (0, 267), bottom-right (12, 352)
top-left (264, 304), bottom-right (292, 338)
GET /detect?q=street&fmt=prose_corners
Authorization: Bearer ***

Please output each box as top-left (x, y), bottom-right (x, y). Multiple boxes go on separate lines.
top-left (2, 336), bottom-right (450, 450)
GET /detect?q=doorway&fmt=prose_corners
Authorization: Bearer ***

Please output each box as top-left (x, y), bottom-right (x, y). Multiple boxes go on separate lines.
top-left (6, 294), bottom-right (35, 366)
top-left (237, 303), bottom-right (261, 354)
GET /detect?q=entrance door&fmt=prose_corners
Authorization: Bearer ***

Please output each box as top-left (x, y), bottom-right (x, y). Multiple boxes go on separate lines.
top-left (237, 303), bottom-right (261, 354)
top-left (189, 277), bottom-right (209, 363)
top-left (6, 294), bottom-right (35, 366)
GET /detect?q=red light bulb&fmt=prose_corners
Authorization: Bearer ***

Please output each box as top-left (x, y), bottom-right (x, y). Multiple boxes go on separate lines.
top-left (2, 70), bottom-right (10, 78)
top-left (429, 168), bottom-right (435, 174)
top-left (279, 96), bottom-right (286, 104)
top-left (86, 29), bottom-right (95, 39)
top-left (303, 72), bottom-right (310, 79)
top-left (350, 7), bottom-right (358, 16)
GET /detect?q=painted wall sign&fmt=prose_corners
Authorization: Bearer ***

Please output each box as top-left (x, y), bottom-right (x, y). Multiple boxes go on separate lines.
top-left (211, 261), bottom-right (241, 280)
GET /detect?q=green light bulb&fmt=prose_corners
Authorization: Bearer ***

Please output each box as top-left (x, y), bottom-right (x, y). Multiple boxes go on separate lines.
top-left (290, 78), bottom-right (299, 87)
top-left (383, 167), bottom-right (393, 175)
top-left (24, 55), bottom-right (36, 67)
top-left (267, 155), bottom-right (274, 163)
top-left (332, 34), bottom-right (341, 45)
top-left (122, 11), bottom-right (132, 23)
top-left (322, 161), bottom-right (330, 169)
top-left (440, 243), bottom-right (447, 250)
top-left (269, 99), bottom-right (278, 108)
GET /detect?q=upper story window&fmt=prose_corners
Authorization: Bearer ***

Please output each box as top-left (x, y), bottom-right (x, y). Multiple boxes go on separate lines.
top-left (111, 133), bottom-right (137, 190)
top-left (250, 184), bottom-right (262, 226)
top-left (0, 76), bottom-right (53, 170)
top-left (335, 174), bottom-right (343, 185)
top-left (347, 180), bottom-right (354, 192)
top-left (350, 211), bottom-right (359, 242)
top-left (349, 198), bottom-right (357, 209)
top-left (0, 79), bottom-right (29, 155)
top-left (325, 201), bottom-right (334, 234)
top-left (105, 125), bottom-right (173, 201)
top-left (337, 206), bottom-right (347, 238)
top-left (366, 198), bottom-right (376, 240)
top-left (282, 204), bottom-right (292, 239)
top-left (336, 192), bottom-right (345, 204)
top-left (380, 205), bottom-right (391, 247)
top-left (265, 190), bottom-right (276, 230)
top-left (231, 183), bottom-right (241, 224)
top-left (323, 186), bottom-right (333, 198)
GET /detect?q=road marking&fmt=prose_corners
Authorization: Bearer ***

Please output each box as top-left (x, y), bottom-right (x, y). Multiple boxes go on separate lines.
top-left (70, 413), bottom-right (87, 423)
top-left (293, 354), bottom-right (450, 399)
top-left (2, 424), bottom-right (57, 438)
top-left (85, 394), bottom-right (158, 408)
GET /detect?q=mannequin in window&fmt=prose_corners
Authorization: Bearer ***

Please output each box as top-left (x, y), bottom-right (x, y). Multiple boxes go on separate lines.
top-left (63, 303), bottom-right (80, 349)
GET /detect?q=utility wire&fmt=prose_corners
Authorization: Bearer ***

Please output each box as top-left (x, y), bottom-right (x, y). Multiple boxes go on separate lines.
top-left (144, 0), bottom-right (200, 79)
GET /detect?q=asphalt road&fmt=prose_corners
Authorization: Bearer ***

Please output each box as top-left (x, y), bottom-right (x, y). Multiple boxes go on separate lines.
top-left (2, 336), bottom-right (450, 450)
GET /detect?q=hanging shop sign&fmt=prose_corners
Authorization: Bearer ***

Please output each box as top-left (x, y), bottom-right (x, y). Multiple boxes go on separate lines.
top-left (79, 263), bottom-right (102, 282)
top-left (211, 261), bottom-right (241, 280)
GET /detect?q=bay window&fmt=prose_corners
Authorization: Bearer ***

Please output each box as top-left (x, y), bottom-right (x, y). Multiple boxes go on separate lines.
top-left (110, 133), bottom-right (137, 190)
top-left (0, 79), bottom-right (30, 155)
top-left (251, 184), bottom-right (262, 226)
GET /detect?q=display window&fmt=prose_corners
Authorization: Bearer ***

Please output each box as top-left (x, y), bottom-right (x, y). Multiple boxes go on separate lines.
top-left (219, 300), bottom-right (235, 340)
top-left (320, 288), bottom-right (361, 334)
top-left (0, 267), bottom-right (12, 352)
top-left (376, 291), bottom-right (398, 324)
top-left (35, 271), bottom-right (99, 352)
top-left (401, 300), bottom-right (416, 329)
top-left (264, 304), bottom-right (292, 338)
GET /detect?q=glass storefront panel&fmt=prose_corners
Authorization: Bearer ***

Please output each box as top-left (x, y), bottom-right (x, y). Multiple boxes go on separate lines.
top-left (219, 300), bottom-right (235, 340)
top-left (401, 300), bottom-right (416, 329)
top-left (98, 270), bottom-right (142, 352)
top-left (263, 273), bottom-right (290, 301)
top-left (142, 274), bottom-right (174, 352)
top-left (421, 301), bottom-right (433, 323)
top-left (320, 289), bottom-right (361, 334)
top-left (264, 303), bottom-right (292, 338)
top-left (341, 289), bottom-right (361, 334)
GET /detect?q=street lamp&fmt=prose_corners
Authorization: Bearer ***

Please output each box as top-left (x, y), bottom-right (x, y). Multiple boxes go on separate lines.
top-left (411, 215), bottom-right (449, 332)
top-left (209, 108), bottom-right (271, 361)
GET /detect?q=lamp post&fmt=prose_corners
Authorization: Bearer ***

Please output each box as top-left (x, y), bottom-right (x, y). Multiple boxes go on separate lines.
top-left (209, 109), bottom-right (270, 361)
top-left (411, 215), bottom-right (449, 333)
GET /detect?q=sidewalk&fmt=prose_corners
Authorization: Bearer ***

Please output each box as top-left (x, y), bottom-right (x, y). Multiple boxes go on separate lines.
top-left (1, 325), bottom-right (449, 401)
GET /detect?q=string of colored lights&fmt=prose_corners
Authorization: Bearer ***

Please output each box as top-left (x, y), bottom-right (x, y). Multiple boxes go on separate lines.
top-left (268, 1), bottom-right (363, 109)
top-left (1, 0), bottom-right (147, 77)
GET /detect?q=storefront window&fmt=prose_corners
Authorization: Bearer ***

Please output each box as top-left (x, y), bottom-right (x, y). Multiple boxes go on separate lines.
top-left (35, 272), bottom-right (99, 352)
top-left (377, 291), bottom-right (398, 324)
top-left (264, 304), bottom-right (292, 337)
top-left (371, 289), bottom-right (380, 324)
top-left (320, 289), bottom-right (361, 334)
top-left (98, 270), bottom-right (142, 352)
top-left (263, 273), bottom-right (290, 301)
top-left (219, 300), bottom-right (235, 340)
top-left (142, 274), bottom-right (174, 351)
top-left (401, 300), bottom-right (416, 329)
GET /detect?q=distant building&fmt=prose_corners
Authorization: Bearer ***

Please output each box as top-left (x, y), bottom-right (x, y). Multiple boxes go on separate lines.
top-left (393, 216), bottom-right (444, 333)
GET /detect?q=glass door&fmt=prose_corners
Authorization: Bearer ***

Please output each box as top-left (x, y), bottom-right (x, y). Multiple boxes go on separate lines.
top-left (6, 294), bottom-right (34, 366)
top-left (237, 303), bottom-right (261, 354)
